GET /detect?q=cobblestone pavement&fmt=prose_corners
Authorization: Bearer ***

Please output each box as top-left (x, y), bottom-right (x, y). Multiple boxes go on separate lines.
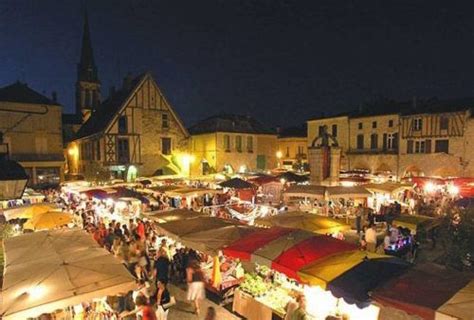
top-left (167, 284), bottom-right (241, 320)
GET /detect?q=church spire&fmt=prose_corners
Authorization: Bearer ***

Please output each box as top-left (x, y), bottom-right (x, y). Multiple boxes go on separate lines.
top-left (76, 8), bottom-right (101, 119)
top-left (77, 9), bottom-right (98, 82)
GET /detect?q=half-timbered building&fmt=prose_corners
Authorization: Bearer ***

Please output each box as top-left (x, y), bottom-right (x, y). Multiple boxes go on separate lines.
top-left (307, 99), bottom-right (474, 178)
top-left (67, 73), bottom-right (189, 180)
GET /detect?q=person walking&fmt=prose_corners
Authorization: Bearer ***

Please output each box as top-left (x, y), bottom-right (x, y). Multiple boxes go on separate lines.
top-left (365, 223), bottom-right (377, 253)
top-left (355, 204), bottom-right (363, 234)
top-left (186, 260), bottom-right (205, 315)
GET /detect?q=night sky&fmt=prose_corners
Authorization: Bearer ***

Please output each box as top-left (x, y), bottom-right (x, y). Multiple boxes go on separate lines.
top-left (1, 0), bottom-right (474, 127)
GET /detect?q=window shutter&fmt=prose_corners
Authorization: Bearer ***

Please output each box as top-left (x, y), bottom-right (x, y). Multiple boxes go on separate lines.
top-left (407, 140), bottom-right (413, 154)
top-left (383, 133), bottom-right (387, 150)
top-left (393, 133), bottom-right (399, 150)
top-left (425, 139), bottom-right (432, 153)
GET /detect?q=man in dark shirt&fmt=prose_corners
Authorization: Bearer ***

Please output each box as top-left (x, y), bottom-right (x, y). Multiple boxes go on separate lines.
top-left (154, 249), bottom-right (170, 283)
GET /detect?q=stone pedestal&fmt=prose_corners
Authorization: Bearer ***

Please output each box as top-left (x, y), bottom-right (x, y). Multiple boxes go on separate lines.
top-left (308, 146), bottom-right (341, 186)
top-left (308, 147), bottom-right (324, 184)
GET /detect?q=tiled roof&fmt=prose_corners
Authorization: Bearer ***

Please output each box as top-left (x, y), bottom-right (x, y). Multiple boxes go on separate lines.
top-left (0, 82), bottom-right (59, 106)
top-left (189, 114), bottom-right (276, 135)
top-left (75, 73), bottom-right (146, 139)
top-left (309, 98), bottom-right (474, 121)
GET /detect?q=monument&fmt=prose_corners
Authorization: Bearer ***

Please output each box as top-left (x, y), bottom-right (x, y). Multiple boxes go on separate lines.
top-left (308, 125), bottom-right (341, 186)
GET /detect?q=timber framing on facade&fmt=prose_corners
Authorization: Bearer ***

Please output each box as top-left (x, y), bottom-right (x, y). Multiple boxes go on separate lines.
top-left (68, 72), bottom-right (189, 177)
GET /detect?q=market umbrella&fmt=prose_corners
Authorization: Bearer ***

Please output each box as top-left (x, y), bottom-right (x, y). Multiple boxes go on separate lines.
top-left (327, 256), bottom-right (410, 307)
top-left (223, 227), bottom-right (294, 261)
top-left (80, 188), bottom-right (110, 199)
top-left (255, 212), bottom-right (350, 234)
top-left (392, 214), bottom-right (441, 234)
top-left (325, 186), bottom-right (372, 199)
top-left (3, 203), bottom-right (60, 221)
top-left (219, 178), bottom-right (255, 189)
top-left (211, 256), bottom-right (222, 288)
top-left (283, 184), bottom-right (326, 200)
top-left (436, 280), bottom-right (474, 320)
top-left (260, 232), bottom-right (357, 280)
top-left (180, 224), bottom-right (257, 255)
top-left (373, 263), bottom-right (472, 320)
top-left (23, 211), bottom-right (73, 231)
top-left (147, 209), bottom-right (205, 223)
top-left (154, 216), bottom-right (237, 239)
top-left (0, 229), bottom-right (136, 320)
top-left (297, 251), bottom-right (387, 289)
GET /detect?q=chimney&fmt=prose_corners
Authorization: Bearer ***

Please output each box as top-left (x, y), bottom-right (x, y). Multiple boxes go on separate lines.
top-left (51, 91), bottom-right (57, 102)
top-left (109, 86), bottom-right (116, 98)
top-left (276, 126), bottom-right (281, 134)
top-left (122, 72), bottom-right (133, 90)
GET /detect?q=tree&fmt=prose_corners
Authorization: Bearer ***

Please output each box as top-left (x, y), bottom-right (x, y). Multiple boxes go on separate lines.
top-left (438, 207), bottom-right (474, 271)
top-left (83, 162), bottom-right (111, 182)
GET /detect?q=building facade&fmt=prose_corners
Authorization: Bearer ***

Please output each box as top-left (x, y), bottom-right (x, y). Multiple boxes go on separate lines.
top-left (67, 73), bottom-right (189, 180)
top-left (0, 82), bottom-right (64, 185)
top-left (307, 100), bottom-right (474, 179)
top-left (189, 115), bottom-right (278, 176)
top-left (277, 125), bottom-right (308, 170)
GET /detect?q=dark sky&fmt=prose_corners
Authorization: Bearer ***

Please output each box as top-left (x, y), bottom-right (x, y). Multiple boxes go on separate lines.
top-left (1, 0), bottom-right (474, 127)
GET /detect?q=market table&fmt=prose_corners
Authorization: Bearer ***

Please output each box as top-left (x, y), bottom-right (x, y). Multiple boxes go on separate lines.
top-left (233, 289), bottom-right (274, 320)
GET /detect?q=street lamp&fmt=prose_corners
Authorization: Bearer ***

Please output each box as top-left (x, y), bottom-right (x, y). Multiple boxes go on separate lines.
top-left (0, 159), bottom-right (28, 200)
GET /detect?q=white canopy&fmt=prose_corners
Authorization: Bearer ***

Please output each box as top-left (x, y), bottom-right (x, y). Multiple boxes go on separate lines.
top-left (1, 229), bottom-right (136, 320)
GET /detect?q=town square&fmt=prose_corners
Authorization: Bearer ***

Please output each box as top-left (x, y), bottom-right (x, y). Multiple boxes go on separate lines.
top-left (0, 1), bottom-right (473, 320)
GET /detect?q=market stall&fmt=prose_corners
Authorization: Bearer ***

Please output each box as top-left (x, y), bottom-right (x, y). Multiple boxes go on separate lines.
top-left (254, 211), bottom-right (350, 236)
top-left (23, 211), bottom-right (73, 231)
top-left (364, 183), bottom-right (413, 212)
top-left (392, 214), bottom-right (442, 235)
top-left (146, 208), bottom-right (206, 223)
top-left (0, 229), bottom-right (136, 320)
top-left (154, 216), bottom-right (239, 240)
top-left (3, 203), bottom-right (60, 221)
top-left (373, 263), bottom-right (473, 320)
top-left (219, 178), bottom-right (256, 202)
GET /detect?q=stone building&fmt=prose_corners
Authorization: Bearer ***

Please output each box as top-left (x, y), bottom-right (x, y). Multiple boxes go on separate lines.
top-left (307, 99), bottom-right (474, 179)
top-left (277, 125), bottom-right (308, 170)
top-left (67, 73), bottom-right (189, 180)
top-left (189, 114), bottom-right (278, 176)
top-left (64, 12), bottom-right (189, 180)
top-left (0, 82), bottom-right (64, 185)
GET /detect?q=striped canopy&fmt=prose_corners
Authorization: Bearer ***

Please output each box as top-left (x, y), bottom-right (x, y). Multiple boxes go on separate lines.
top-left (224, 227), bottom-right (356, 281)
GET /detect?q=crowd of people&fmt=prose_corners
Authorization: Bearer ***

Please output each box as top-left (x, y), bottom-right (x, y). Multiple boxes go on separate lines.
top-left (43, 188), bottom-right (219, 320)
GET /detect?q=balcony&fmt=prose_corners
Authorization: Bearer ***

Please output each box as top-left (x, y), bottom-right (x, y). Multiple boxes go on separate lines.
top-left (347, 148), bottom-right (398, 155)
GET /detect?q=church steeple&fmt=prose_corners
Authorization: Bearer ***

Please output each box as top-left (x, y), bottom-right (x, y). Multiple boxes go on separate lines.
top-left (76, 9), bottom-right (100, 120)
top-left (77, 10), bottom-right (98, 82)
